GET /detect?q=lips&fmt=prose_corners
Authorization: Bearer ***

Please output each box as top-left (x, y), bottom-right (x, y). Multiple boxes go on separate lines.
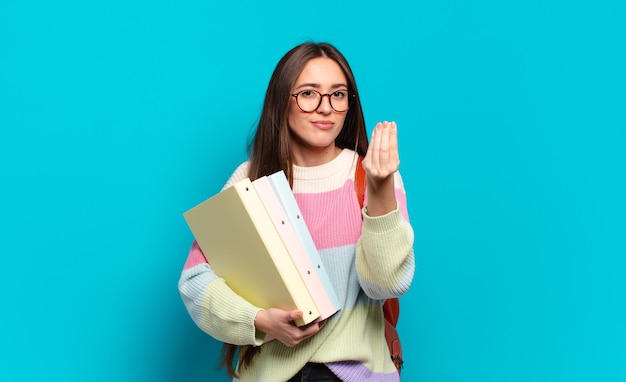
top-left (311, 121), bottom-right (335, 130)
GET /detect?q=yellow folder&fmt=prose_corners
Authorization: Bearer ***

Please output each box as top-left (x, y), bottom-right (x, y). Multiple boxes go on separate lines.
top-left (183, 177), bottom-right (320, 326)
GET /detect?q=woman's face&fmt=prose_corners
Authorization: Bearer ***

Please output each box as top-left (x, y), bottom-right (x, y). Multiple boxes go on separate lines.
top-left (288, 57), bottom-right (348, 165)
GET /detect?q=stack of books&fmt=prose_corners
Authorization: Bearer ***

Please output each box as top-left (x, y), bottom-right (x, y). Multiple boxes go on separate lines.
top-left (183, 171), bottom-right (341, 327)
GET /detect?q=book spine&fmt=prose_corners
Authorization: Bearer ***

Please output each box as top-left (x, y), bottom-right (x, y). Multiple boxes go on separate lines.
top-left (235, 179), bottom-right (320, 326)
top-left (267, 172), bottom-right (341, 312)
top-left (253, 176), bottom-right (339, 321)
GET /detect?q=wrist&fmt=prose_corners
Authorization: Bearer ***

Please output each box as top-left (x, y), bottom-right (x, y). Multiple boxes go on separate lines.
top-left (254, 309), bottom-right (267, 330)
top-left (366, 176), bottom-right (396, 216)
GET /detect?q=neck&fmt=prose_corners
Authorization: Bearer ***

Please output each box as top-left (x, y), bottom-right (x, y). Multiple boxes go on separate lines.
top-left (291, 145), bottom-right (342, 167)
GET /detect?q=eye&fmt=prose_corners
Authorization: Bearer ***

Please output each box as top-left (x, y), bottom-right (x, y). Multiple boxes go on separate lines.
top-left (299, 90), bottom-right (317, 98)
top-left (332, 90), bottom-right (347, 99)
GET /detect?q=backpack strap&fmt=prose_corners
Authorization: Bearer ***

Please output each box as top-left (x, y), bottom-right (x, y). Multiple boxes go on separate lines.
top-left (355, 156), bottom-right (366, 210)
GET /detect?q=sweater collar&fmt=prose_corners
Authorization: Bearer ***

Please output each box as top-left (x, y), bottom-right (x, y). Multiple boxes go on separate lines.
top-left (292, 148), bottom-right (357, 181)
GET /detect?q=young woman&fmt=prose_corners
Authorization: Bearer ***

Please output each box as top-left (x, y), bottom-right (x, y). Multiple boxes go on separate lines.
top-left (179, 42), bottom-right (415, 381)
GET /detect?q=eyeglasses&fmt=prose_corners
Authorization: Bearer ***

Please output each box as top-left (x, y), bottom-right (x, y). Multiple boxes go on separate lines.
top-left (291, 89), bottom-right (355, 113)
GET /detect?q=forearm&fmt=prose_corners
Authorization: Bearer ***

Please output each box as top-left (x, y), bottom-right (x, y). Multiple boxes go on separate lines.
top-left (364, 174), bottom-right (397, 217)
top-left (178, 263), bottom-right (265, 346)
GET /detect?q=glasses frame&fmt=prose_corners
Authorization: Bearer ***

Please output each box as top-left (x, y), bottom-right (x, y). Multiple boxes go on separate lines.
top-left (290, 89), bottom-right (356, 113)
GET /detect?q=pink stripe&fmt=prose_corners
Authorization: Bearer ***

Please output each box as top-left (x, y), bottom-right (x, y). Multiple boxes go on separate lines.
top-left (183, 240), bottom-right (208, 270)
top-left (296, 181), bottom-right (410, 251)
top-left (295, 182), bottom-right (363, 250)
top-left (396, 191), bottom-right (409, 222)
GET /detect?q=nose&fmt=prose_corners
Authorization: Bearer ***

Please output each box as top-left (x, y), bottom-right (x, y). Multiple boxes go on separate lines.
top-left (316, 94), bottom-right (333, 114)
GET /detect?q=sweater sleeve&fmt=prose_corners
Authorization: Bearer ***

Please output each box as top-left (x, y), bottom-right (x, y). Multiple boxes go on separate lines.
top-left (178, 162), bottom-right (267, 346)
top-left (355, 171), bottom-right (415, 300)
top-left (178, 242), bottom-right (265, 345)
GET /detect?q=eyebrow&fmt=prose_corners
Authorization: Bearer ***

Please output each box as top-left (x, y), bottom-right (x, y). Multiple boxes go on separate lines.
top-left (295, 82), bottom-right (349, 90)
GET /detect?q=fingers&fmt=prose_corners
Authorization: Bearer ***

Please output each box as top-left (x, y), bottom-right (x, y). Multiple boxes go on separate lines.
top-left (377, 121), bottom-right (398, 166)
top-left (388, 121), bottom-right (399, 168)
top-left (288, 310), bottom-right (303, 322)
top-left (379, 122), bottom-right (390, 160)
top-left (259, 310), bottom-right (326, 347)
top-left (369, 122), bottom-right (381, 167)
top-left (267, 310), bottom-right (319, 347)
top-left (365, 121), bottom-right (400, 179)
top-left (297, 320), bottom-right (322, 337)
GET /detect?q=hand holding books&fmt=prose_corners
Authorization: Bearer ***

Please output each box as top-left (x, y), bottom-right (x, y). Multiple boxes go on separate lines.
top-left (183, 170), bottom-right (340, 327)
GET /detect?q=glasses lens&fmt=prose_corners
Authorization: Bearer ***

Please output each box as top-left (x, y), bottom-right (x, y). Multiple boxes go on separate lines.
top-left (297, 91), bottom-right (321, 112)
top-left (330, 91), bottom-right (349, 112)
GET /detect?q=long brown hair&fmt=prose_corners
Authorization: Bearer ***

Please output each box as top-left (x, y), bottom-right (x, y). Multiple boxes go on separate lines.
top-left (247, 41), bottom-right (368, 183)
top-left (221, 42), bottom-right (368, 378)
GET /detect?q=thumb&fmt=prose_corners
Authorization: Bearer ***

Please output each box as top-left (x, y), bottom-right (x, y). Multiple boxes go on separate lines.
top-left (288, 310), bottom-right (303, 322)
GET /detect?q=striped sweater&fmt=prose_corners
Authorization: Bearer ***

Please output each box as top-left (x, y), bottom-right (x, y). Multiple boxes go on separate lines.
top-left (178, 149), bottom-right (415, 381)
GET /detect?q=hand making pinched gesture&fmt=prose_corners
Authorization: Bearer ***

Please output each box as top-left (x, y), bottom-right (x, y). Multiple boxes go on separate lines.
top-left (361, 121), bottom-right (400, 217)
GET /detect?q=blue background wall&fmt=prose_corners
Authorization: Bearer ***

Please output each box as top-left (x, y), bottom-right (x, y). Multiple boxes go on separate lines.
top-left (1, 1), bottom-right (624, 381)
